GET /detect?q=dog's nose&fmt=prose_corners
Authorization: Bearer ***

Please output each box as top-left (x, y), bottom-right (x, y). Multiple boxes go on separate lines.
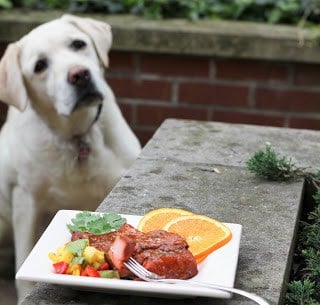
top-left (67, 65), bottom-right (91, 86)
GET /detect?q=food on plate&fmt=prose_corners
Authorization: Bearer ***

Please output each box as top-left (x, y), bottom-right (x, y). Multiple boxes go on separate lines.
top-left (138, 208), bottom-right (232, 263)
top-left (49, 209), bottom-right (232, 279)
top-left (137, 208), bottom-right (194, 232)
top-left (72, 223), bottom-right (198, 279)
top-left (49, 211), bottom-right (198, 279)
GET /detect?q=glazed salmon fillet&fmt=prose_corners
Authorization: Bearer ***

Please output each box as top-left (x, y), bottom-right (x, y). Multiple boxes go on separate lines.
top-left (71, 223), bottom-right (198, 279)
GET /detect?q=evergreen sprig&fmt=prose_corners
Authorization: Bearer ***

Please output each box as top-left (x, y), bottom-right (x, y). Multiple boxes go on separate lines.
top-left (285, 187), bottom-right (320, 304)
top-left (246, 143), bottom-right (304, 181)
top-left (301, 248), bottom-right (320, 281)
top-left (286, 279), bottom-right (317, 305)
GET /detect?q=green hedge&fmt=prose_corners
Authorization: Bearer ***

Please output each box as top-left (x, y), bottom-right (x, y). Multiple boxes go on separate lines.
top-left (1, 0), bottom-right (320, 26)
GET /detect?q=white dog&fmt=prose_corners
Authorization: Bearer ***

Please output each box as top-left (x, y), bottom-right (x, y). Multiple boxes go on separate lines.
top-left (0, 15), bottom-right (140, 300)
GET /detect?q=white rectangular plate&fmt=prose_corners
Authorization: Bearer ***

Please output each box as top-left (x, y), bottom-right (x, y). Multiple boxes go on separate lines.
top-left (16, 210), bottom-right (242, 299)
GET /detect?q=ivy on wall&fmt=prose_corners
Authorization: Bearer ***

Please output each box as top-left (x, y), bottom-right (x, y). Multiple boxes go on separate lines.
top-left (2, 0), bottom-right (320, 26)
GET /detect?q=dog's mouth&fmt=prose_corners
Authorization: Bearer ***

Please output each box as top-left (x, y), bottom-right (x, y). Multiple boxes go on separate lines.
top-left (73, 87), bottom-right (103, 112)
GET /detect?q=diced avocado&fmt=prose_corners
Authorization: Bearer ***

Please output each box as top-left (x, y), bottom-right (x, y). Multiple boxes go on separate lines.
top-left (71, 256), bottom-right (85, 265)
top-left (65, 239), bottom-right (88, 256)
top-left (98, 270), bottom-right (120, 279)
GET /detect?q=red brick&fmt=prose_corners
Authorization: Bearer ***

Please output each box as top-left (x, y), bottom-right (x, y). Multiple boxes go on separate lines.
top-left (178, 82), bottom-right (249, 107)
top-left (109, 51), bottom-right (135, 72)
top-left (215, 59), bottom-right (288, 82)
top-left (136, 104), bottom-right (207, 126)
top-left (288, 117), bottom-right (320, 130)
top-left (118, 103), bottom-right (134, 124)
top-left (293, 63), bottom-right (320, 86)
top-left (132, 127), bottom-right (157, 147)
top-left (107, 77), bottom-right (172, 101)
top-left (213, 110), bottom-right (284, 127)
top-left (140, 54), bottom-right (209, 77)
top-left (255, 88), bottom-right (320, 112)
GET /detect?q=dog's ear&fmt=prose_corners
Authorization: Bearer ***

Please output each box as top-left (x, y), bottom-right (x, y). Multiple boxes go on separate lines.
top-left (0, 43), bottom-right (28, 111)
top-left (62, 14), bottom-right (112, 68)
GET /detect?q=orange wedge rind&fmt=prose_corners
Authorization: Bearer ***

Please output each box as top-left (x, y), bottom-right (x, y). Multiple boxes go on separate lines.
top-left (137, 208), bottom-right (194, 232)
top-left (137, 208), bottom-right (232, 263)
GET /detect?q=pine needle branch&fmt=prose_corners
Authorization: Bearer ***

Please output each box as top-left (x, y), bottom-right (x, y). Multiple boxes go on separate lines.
top-left (246, 143), bottom-right (305, 181)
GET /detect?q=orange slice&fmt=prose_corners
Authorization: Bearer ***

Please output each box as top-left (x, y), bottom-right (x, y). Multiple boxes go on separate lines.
top-left (162, 215), bottom-right (232, 261)
top-left (137, 208), bottom-right (194, 232)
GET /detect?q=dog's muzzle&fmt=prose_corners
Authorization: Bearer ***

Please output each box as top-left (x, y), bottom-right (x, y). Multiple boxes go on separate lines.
top-left (68, 65), bottom-right (103, 110)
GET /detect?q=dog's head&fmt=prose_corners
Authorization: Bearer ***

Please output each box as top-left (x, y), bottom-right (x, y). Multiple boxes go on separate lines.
top-left (0, 15), bottom-right (112, 119)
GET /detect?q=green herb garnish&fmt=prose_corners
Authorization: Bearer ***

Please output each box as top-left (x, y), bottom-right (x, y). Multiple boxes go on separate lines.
top-left (67, 211), bottom-right (126, 234)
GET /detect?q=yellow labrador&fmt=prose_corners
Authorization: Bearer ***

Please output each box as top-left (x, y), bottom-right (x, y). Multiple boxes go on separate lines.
top-left (0, 15), bottom-right (140, 300)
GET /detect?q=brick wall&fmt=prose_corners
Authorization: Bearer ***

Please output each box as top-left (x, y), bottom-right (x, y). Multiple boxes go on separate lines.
top-left (1, 43), bottom-right (320, 147)
top-left (108, 51), bottom-right (320, 146)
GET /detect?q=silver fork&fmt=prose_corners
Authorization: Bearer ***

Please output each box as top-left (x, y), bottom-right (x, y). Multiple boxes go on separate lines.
top-left (124, 257), bottom-right (274, 305)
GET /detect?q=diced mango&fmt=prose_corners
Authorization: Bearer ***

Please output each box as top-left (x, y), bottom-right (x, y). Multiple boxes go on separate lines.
top-left (48, 252), bottom-right (59, 263)
top-left (92, 262), bottom-right (101, 270)
top-left (68, 264), bottom-right (82, 276)
top-left (83, 246), bottom-right (105, 264)
top-left (48, 247), bottom-right (74, 264)
top-left (57, 246), bottom-right (66, 255)
top-left (60, 249), bottom-right (74, 263)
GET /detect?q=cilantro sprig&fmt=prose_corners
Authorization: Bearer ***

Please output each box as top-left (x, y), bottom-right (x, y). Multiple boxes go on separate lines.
top-left (67, 211), bottom-right (126, 234)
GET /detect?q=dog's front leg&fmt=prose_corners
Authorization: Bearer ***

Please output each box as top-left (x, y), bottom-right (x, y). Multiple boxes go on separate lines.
top-left (12, 186), bottom-right (39, 302)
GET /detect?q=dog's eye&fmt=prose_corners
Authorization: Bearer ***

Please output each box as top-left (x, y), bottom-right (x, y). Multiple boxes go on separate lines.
top-left (71, 40), bottom-right (87, 50)
top-left (34, 59), bottom-right (48, 74)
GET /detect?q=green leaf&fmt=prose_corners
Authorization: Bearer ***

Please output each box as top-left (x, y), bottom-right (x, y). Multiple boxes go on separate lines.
top-left (267, 8), bottom-right (282, 23)
top-left (0, 0), bottom-right (12, 9)
top-left (67, 211), bottom-right (126, 234)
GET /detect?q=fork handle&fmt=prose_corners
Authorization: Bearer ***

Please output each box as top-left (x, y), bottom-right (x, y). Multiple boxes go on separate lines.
top-left (157, 279), bottom-right (274, 305)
